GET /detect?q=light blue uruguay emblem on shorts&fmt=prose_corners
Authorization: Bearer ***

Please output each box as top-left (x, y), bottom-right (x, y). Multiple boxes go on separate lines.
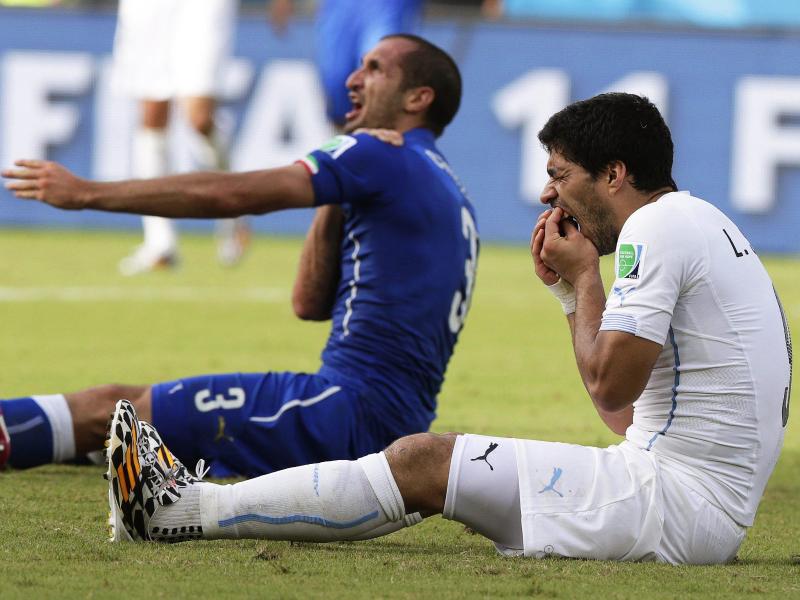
top-left (616, 243), bottom-right (647, 280)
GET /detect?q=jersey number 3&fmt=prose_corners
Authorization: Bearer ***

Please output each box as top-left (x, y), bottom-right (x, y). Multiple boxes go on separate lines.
top-left (449, 207), bottom-right (479, 334)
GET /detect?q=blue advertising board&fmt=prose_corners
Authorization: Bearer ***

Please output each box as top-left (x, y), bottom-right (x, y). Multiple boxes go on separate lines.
top-left (1, 8), bottom-right (799, 252)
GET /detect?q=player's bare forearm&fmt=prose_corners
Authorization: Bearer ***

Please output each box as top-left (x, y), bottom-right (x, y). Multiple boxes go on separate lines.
top-left (567, 269), bottom-right (613, 408)
top-left (569, 267), bottom-right (661, 430)
top-left (3, 160), bottom-right (314, 217)
top-left (292, 205), bottom-right (344, 321)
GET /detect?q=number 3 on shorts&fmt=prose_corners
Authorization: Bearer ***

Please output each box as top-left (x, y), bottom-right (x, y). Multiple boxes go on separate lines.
top-left (195, 387), bottom-right (246, 413)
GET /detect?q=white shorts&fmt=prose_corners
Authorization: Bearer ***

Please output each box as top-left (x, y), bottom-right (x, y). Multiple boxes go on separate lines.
top-left (445, 435), bottom-right (746, 564)
top-left (112, 0), bottom-right (238, 100)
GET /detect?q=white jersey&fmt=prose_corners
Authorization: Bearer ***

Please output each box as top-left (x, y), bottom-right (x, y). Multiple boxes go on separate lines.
top-left (600, 191), bottom-right (791, 527)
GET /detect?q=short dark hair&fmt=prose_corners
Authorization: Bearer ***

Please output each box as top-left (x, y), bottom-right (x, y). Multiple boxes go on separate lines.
top-left (538, 93), bottom-right (677, 193)
top-left (384, 34), bottom-right (462, 137)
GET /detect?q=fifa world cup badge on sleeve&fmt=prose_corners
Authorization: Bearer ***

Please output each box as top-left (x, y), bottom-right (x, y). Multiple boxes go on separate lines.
top-left (616, 243), bottom-right (647, 280)
top-left (319, 135), bottom-right (358, 159)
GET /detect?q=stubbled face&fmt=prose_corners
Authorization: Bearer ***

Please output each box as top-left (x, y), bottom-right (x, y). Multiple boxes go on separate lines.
top-left (541, 151), bottom-right (619, 256)
top-left (342, 38), bottom-right (415, 133)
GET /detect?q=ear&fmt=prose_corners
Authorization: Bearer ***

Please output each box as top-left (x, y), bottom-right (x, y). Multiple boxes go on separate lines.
top-left (605, 160), bottom-right (628, 195)
top-left (403, 86), bottom-right (435, 115)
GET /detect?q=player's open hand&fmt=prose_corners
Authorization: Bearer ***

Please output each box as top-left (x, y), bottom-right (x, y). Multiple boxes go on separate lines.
top-left (531, 208), bottom-right (560, 286)
top-left (355, 128), bottom-right (404, 146)
top-left (2, 159), bottom-right (89, 210)
top-left (539, 207), bottom-right (599, 285)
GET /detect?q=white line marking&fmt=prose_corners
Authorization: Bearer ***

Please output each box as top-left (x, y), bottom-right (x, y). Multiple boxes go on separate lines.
top-left (342, 233), bottom-right (361, 337)
top-left (249, 386), bottom-right (342, 423)
top-left (0, 286), bottom-right (288, 303)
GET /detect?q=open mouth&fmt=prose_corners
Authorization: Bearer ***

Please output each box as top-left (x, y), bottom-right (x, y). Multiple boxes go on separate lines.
top-left (564, 215), bottom-right (580, 231)
top-left (345, 98), bottom-right (363, 122)
top-left (551, 203), bottom-right (581, 232)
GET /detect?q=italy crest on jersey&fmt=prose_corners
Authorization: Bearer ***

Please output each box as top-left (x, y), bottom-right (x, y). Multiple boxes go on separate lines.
top-left (616, 243), bottom-right (647, 280)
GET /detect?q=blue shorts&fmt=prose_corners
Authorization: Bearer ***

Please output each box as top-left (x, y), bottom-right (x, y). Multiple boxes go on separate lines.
top-left (151, 371), bottom-right (384, 477)
top-left (316, 0), bottom-right (422, 124)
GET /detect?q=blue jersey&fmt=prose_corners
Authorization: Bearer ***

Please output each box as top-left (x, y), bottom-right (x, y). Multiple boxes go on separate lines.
top-left (299, 128), bottom-right (478, 431)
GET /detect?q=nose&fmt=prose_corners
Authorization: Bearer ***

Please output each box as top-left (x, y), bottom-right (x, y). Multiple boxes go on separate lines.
top-left (540, 181), bottom-right (557, 206)
top-left (346, 66), bottom-right (363, 91)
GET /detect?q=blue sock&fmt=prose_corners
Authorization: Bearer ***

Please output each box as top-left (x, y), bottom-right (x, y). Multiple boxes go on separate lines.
top-left (1, 397), bottom-right (54, 469)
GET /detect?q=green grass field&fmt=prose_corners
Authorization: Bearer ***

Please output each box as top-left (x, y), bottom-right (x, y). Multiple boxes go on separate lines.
top-left (0, 229), bottom-right (798, 599)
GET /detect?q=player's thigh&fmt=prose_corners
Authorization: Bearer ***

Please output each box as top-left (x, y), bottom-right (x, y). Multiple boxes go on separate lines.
top-left (514, 440), bottom-right (663, 561)
top-left (444, 433), bottom-right (523, 552)
top-left (150, 372), bottom-right (365, 476)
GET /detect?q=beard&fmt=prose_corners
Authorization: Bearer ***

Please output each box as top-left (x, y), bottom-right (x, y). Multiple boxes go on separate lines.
top-left (342, 94), bottom-right (404, 134)
top-left (574, 191), bottom-right (619, 256)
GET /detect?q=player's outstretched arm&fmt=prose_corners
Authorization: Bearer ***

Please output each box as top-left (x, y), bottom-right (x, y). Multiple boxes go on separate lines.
top-left (2, 160), bottom-right (315, 217)
top-left (292, 205), bottom-right (344, 321)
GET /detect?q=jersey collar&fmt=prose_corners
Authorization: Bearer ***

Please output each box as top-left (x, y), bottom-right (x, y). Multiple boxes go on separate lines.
top-left (403, 127), bottom-right (437, 148)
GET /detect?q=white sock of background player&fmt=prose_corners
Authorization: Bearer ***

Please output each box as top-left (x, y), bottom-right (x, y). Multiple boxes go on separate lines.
top-left (133, 127), bottom-right (177, 257)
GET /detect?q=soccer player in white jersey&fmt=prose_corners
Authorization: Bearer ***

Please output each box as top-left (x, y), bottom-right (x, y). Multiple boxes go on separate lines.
top-left (112, 0), bottom-right (251, 274)
top-left (98, 93), bottom-right (791, 564)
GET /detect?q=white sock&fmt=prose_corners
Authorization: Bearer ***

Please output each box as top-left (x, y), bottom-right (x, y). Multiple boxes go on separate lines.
top-left (188, 127), bottom-right (228, 171)
top-left (186, 453), bottom-right (409, 542)
top-left (31, 394), bottom-right (74, 463)
top-left (133, 127), bottom-right (176, 254)
top-left (188, 127), bottom-right (245, 257)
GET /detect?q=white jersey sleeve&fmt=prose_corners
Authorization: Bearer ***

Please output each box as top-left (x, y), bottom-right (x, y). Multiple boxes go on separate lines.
top-left (600, 195), bottom-right (704, 345)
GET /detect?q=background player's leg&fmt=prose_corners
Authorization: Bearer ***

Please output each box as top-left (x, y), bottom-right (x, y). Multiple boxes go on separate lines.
top-left (119, 99), bottom-right (179, 276)
top-left (181, 96), bottom-right (250, 267)
top-left (0, 384), bottom-right (148, 468)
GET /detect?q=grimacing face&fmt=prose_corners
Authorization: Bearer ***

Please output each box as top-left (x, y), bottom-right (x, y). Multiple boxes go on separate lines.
top-left (342, 37), bottom-right (417, 134)
top-left (541, 151), bottom-right (619, 256)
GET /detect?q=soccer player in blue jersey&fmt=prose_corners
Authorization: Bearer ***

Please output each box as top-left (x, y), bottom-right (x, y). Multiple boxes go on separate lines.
top-left (271, 0), bottom-right (423, 128)
top-left (1, 34), bottom-right (478, 477)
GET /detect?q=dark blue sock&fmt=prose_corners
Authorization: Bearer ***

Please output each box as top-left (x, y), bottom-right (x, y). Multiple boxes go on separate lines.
top-left (1, 398), bottom-right (53, 469)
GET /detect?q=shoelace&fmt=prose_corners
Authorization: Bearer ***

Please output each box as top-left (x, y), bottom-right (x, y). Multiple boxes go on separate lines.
top-left (152, 458), bottom-right (210, 498)
top-left (193, 459), bottom-right (210, 481)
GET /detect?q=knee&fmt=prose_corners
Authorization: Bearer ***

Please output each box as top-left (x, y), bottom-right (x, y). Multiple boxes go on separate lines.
top-left (386, 432), bottom-right (457, 468)
top-left (92, 384), bottom-right (139, 406)
top-left (385, 432), bottom-right (458, 514)
top-left (140, 100), bottom-right (169, 129)
top-left (68, 384), bottom-right (148, 424)
top-left (184, 101), bottom-right (215, 135)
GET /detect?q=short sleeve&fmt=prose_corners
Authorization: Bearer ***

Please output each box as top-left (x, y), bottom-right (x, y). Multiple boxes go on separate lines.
top-left (600, 202), bottom-right (705, 345)
top-left (295, 134), bottom-right (396, 206)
